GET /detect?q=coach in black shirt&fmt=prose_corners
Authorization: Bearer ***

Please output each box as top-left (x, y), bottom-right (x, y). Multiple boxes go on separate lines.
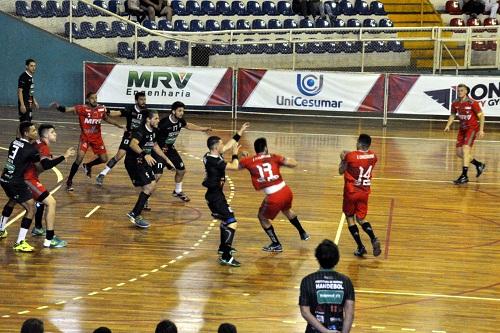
top-left (299, 240), bottom-right (355, 333)
top-left (18, 59), bottom-right (38, 122)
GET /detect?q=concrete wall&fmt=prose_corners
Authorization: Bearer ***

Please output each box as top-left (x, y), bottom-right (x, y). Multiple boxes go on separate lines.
top-left (0, 11), bottom-right (116, 107)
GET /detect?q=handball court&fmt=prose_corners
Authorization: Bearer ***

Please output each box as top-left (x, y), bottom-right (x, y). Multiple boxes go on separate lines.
top-left (0, 107), bottom-right (499, 333)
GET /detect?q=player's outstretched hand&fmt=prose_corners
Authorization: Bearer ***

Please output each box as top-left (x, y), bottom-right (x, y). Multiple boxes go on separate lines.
top-left (238, 122), bottom-right (250, 135)
top-left (203, 127), bottom-right (212, 133)
top-left (144, 154), bottom-right (157, 167)
top-left (478, 130), bottom-right (485, 139)
top-left (444, 126), bottom-right (450, 132)
top-left (49, 102), bottom-right (59, 109)
top-left (340, 150), bottom-right (350, 160)
top-left (64, 147), bottom-right (76, 160)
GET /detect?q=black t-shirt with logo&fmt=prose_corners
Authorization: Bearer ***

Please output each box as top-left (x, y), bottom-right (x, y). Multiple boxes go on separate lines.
top-left (125, 124), bottom-right (157, 161)
top-left (202, 153), bottom-right (226, 190)
top-left (299, 269), bottom-right (355, 332)
top-left (157, 115), bottom-right (187, 149)
top-left (18, 71), bottom-right (34, 109)
top-left (1, 138), bottom-right (40, 183)
top-left (120, 104), bottom-right (147, 135)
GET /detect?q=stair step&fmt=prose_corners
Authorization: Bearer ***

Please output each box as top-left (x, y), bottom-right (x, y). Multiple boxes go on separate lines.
top-left (417, 58), bottom-right (465, 67)
top-left (389, 13), bottom-right (442, 22)
top-left (411, 48), bottom-right (464, 57)
top-left (384, 4), bottom-right (435, 12)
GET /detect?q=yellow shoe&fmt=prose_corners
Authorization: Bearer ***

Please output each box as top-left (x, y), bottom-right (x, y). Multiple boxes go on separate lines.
top-left (0, 230), bottom-right (7, 239)
top-left (13, 240), bottom-right (34, 252)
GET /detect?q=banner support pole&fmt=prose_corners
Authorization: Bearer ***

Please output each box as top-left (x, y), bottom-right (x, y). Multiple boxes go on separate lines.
top-left (383, 73), bottom-right (389, 127)
top-left (233, 68), bottom-right (238, 120)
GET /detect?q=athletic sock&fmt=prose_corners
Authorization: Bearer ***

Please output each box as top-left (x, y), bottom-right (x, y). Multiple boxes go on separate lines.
top-left (175, 182), bottom-right (183, 194)
top-left (44, 230), bottom-right (55, 247)
top-left (462, 166), bottom-right (468, 177)
top-left (0, 204), bottom-right (14, 231)
top-left (67, 162), bottom-right (80, 182)
top-left (289, 216), bottom-right (306, 235)
top-left (220, 224), bottom-right (236, 260)
top-left (348, 224), bottom-right (364, 248)
top-left (132, 192), bottom-right (150, 216)
top-left (86, 157), bottom-right (104, 169)
top-left (17, 217), bottom-right (32, 243)
top-left (34, 202), bottom-right (45, 229)
top-left (100, 157), bottom-right (118, 176)
top-left (361, 222), bottom-right (377, 241)
top-left (264, 225), bottom-right (280, 244)
top-left (471, 159), bottom-right (482, 167)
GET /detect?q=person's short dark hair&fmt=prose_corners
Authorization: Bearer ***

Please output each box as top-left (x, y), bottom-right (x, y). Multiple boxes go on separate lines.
top-left (207, 136), bottom-right (221, 150)
top-left (254, 138), bottom-right (267, 154)
top-left (155, 319), bottom-right (177, 333)
top-left (171, 101), bottom-right (185, 112)
top-left (25, 58), bottom-right (36, 66)
top-left (38, 124), bottom-right (55, 138)
top-left (135, 91), bottom-right (146, 100)
top-left (19, 121), bottom-right (34, 137)
top-left (458, 83), bottom-right (471, 94)
top-left (218, 323), bottom-right (237, 333)
top-left (86, 91), bottom-right (96, 99)
top-left (315, 239), bottom-right (340, 269)
top-left (93, 327), bottom-right (112, 333)
top-left (357, 134), bottom-right (372, 149)
top-left (20, 318), bottom-right (44, 333)
top-left (146, 109), bottom-right (158, 119)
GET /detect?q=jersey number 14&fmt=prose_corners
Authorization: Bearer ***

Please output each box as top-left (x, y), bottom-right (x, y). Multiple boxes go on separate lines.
top-left (356, 166), bottom-right (372, 186)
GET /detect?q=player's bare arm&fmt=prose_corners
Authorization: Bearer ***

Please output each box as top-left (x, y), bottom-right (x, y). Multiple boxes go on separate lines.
top-left (103, 113), bottom-right (125, 129)
top-left (444, 114), bottom-right (455, 131)
top-left (478, 112), bottom-right (485, 138)
top-left (50, 102), bottom-right (76, 114)
top-left (300, 306), bottom-right (338, 333)
top-left (152, 143), bottom-right (173, 170)
top-left (226, 143), bottom-right (241, 170)
top-left (342, 300), bottom-right (355, 333)
top-left (35, 147), bottom-right (76, 174)
top-left (107, 110), bottom-right (123, 117)
top-left (185, 122), bottom-right (212, 133)
top-left (18, 88), bottom-right (26, 113)
top-left (222, 122), bottom-right (250, 153)
top-left (129, 138), bottom-right (156, 166)
top-left (282, 157), bottom-right (298, 168)
top-left (339, 151), bottom-right (349, 174)
top-left (33, 97), bottom-right (39, 110)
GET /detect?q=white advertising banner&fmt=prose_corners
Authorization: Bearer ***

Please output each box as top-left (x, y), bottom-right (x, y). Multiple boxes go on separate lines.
top-left (240, 69), bottom-right (384, 112)
top-left (391, 74), bottom-right (500, 116)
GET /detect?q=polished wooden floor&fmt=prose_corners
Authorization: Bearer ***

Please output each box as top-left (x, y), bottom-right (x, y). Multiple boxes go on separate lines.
top-left (0, 108), bottom-right (499, 333)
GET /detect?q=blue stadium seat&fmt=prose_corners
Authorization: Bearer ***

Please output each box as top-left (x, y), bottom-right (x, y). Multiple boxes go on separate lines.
top-left (296, 43), bottom-right (309, 54)
top-left (324, 42), bottom-right (342, 53)
top-left (216, 1), bottom-right (231, 15)
top-left (262, 1), bottom-right (278, 15)
top-left (268, 19), bottom-right (282, 29)
top-left (347, 18), bottom-right (361, 28)
top-left (252, 19), bottom-right (267, 30)
top-left (355, 0), bottom-right (371, 15)
top-left (142, 19), bottom-right (157, 31)
top-left (275, 39), bottom-right (292, 54)
top-left (64, 22), bottom-right (83, 39)
top-left (174, 19), bottom-right (189, 31)
top-left (363, 18), bottom-right (377, 33)
top-left (86, 2), bottom-right (100, 17)
top-left (206, 19), bottom-right (221, 31)
top-left (94, 0), bottom-right (110, 16)
top-left (277, 1), bottom-right (293, 15)
top-left (212, 40), bottom-right (231, 55)
top-left (118, 42), bottom-right (134, 59)
top-left (42, 1), bottom-right (58, 17)
top-left (365, 41), bottom-right (387, 52)
top-left (108, 0), bottom-right (118, 14)
top-left (221, 19), bottom-right (235, 30)
top-left (186, 1), bottom-right (202, 15)
top-left (16, 1), bottom-right (29, 17)
top-left (136, 41), bottom-right (153, 58)
top-left (315, 18), bottom-right (330, 29)
top-left (201, 1), bottom-right (217, 15)
top-left (96, 21), bottom-right (117, 38)
top-left (172, 1), bottom-right (188, 15)
top-left (388, 40), bottom-right (405, 52)
top-left (379, 18), bottom-right (394, 28)
top-left (30, 1), bottom-right (44, 17)
top-left (284, 19), bottom-right (298, 29)
top-left (261, 39), bottom-right (277, 54)
top-left (299, 18), bottom-right (315, 29)
top-left (231, 1), bottom-right (246, 15)
top-left (80, 21), bottom-right (97, 38)
top-left (149, 41), bottom-right (164, 57)
top-left (236, 19), bottom-right (251, 30)
top-left (370, 1), bottom-right (387, 15)
top-left (341, 41), bottom-right (361, 53)
top-left (333, 18), bottom-right (347, 34)
top-left (244, 39), bottom-right (259, 54)
top-left (340, 0), bottom-right (356, 15)
top-left (325, 1), bottom-right (341, 16)
top-left (112, 21), bottom-right (134, 37)
top-left (72, 2), bottom-right (88, 17)
top-left (308, 42), bottom-right (326, 54)
top-left (58, 1), bottom-right (70, 17)
top-left (158, 19), bottom-right (173, 31)
top-left (190, 19), bottom-right (205, 31)
top-left (247, 1), bottom-right (262, 15)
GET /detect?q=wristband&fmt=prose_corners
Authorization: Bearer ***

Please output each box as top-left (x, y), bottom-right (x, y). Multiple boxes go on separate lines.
top-left (232, 133), bottom-right (241, 142)
top-left (232, 154), bottom-right (238, 161)
top-left (57, 105), bottom-right (66, 113)
top-left (139, 151), bottom-right (146, 158)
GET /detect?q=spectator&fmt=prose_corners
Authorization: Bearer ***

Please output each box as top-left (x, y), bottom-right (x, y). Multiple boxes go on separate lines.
top-left (140, 0), bottom-right (173, 21)
top-left (155, 320), bottom-right (177, 333)
top-left (299, 240), bottom-right (355, 333)
top-left (462, 0), bottom-right (485, 16)
top-left (126, 0), bottom-right (148, 22)
top-left (93, 327), bottom-right (112, 333)
top-left (20, 318), bottom-right (44, 333)
top-left (482, 0), bottom-right (498, 18)
top-left (218, 323), bottom-right (237, 333)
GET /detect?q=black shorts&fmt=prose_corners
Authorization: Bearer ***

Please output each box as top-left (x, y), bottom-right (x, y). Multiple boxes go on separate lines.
top-left (124, 158), bottom-right (155, 187)
top-left (205, 189), bottom-right (236, 223)
top-left (152, 152), bottom-right (167, 175)
top-left (165, 146), bottom-right (185, 170)
top-left (118, 133), bottom-right (131, 151)
top-left (1, 180), bottom-right (33, 204)
top-left (18, 107), bottom-right (33, 122)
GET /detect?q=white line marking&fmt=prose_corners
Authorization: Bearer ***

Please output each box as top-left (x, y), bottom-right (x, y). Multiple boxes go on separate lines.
top-left (128, 278), bottom-right (137, 282)
top-left (36, 306), bottom-right (48, 310)
top-left (0, 147), bottom-right (8, 151)
top-left (85, 205), bottom-right (101, 218)
top-left (72, 296), bottom-right (82, 300)
top-left (140, 273), bottom-right (149, 278)
top-left (2, 315), bottom-right (10, 318)
top-left (55, 301), bottom-right (66, 305)
top-left (88, 292), bottom-right (99, 296)
top-left (282, 320), bottom-right (297, 324)
top-left (357, 289), bottom-right (500, 302)
top-left (151, 269), bottom-right (159, 273)
top-left (432, 331), bottom-right (447, 333)
top-left (102, 287), bottom-right (112, 291)
top-left (372, 326), bottom-right (385, 329)
top-left (334, 213), bottom-right (345, 245)
top-left (116, 283), bottom-right (126, 287)
top-left (18, 310), bottom-right (30, 315)
top-left (53, 167), bottom-right (63, 183)
top-left (401, 329), bottom-right (416, 332)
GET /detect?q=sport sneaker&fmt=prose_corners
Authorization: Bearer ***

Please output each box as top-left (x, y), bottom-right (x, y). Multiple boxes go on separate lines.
top-left (82, 163), bottom-right (91, 178)
top-left (96, 174), bottom-right (105, 186)
top-left (262, 242), bottom-right (283, 253)
top-left (44, 236), bottom-right (67, 248)
top-left (218, 246), bottom-right (238, 255)
top-left (172, 191), bottom-right (190, 202)
top-left (218, 255), bottom-right (241, 267)
top-left (453, 174), bottom-right (469, 185)
top-left (476, 163), bottom-right (486, 178)
top-left (66, 180), bottom-right (74, 192)
top-left (127, 212), bottom-right (150, 228)
top-left (371, 238), bottom-right (382, 257)
top-left (13, 240), bottom-right (34, 252)
top-left (31, 227), bottom-right (46, 236)
top-left (354, 246), bottom-right (367, 257)
top-left (0, 230), bottom-right (8, 239)
top-left (300, 232), bottom-right (310, 241)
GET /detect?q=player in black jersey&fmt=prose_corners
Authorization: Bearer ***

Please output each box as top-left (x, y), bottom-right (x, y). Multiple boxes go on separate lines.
top-left (0, 122), bottom-right (42, 252)
top-left (203, 122), bottom-right (250, 267)
top-left (125, 110), bottom-right (170, 228)
top-left (96, 92), bottom-right (148, 186)
top-left (18, 59), bottom-right (38, 122)
top-left (156, 101), bottom-right (212, 202)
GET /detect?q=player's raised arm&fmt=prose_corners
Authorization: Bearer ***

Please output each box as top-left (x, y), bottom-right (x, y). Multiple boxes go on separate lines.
top-left (226, 143), bottom-right (241, 170)
top-left (222, 122), bottom-right (250, 153)
top-left (186, 122), bottom-right (212, 133)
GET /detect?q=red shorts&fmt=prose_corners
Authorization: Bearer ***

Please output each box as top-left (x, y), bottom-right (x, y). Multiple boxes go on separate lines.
top-left (456, 127), bottom-right (478, 148)
top-left (260, 185), bottom-right (293, 220)
top-left (80, 134), bottom-right (106, 155)
top-left (343, 191), bottom-right (369, 220)
top-left (24, 178), bottom-right (49, 202)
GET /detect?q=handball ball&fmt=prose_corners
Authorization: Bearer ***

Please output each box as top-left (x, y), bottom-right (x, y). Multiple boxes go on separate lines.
top-left (240, 151), bottom-right (249, 158)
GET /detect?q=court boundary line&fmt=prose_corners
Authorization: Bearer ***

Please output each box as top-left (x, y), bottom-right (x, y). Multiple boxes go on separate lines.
top-left (334, 213), bottom-right (345, 245)
top-left (357, 288), bottom-right (500, 302)
top-left (384, 199), bottom-right (395, 259)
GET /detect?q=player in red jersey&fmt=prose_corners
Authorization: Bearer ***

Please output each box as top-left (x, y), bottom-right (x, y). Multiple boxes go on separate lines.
top-left (52, 92), bottom-right (124, 191)
top-left (444, 83), bottom-right (486, 185)
top-left (239, 138), bottom-right (309, 253)
top-left (339, 134), bottom-right (381, 257)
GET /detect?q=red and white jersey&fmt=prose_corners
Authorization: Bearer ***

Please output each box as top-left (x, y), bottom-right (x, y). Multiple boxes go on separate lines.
top-left (75, 104), bottom-right (107, 137)
top-left (239, 153), bottom-right (286, 194)
top-left (451, 97), bottom-right (482, 130)
top-left (24, 140), bottom-right (52, 180)
top-left (343, 150), bottom-right (377, 194)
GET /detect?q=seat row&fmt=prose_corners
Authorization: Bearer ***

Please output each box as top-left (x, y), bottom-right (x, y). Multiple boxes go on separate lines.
top-left (15, 0), bottom-right (119, 18)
